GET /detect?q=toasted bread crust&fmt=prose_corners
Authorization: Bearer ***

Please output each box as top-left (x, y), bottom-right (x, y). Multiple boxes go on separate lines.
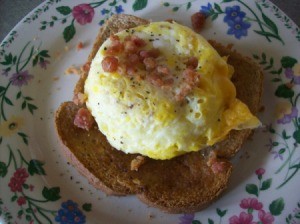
top-left (55, 14), bottom-right (263, 213)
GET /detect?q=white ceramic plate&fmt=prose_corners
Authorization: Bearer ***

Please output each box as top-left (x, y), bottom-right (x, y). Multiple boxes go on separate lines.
top-left (1, 0), bottom-right (300, 223)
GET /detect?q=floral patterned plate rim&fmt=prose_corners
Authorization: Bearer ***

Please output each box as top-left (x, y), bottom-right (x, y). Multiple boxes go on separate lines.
top-left (0, 0), bottom-right (300, 223)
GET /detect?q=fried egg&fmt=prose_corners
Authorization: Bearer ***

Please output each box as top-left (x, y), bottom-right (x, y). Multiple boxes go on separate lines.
top-left (84, 22), bottom-right (260, 160)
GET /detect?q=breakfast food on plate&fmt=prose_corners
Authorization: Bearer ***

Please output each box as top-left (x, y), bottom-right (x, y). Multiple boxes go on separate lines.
top-left (55, 14), bottom-right (263, 213)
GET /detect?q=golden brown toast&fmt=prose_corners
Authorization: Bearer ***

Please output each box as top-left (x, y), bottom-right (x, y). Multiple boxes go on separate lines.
top-left (55, 14), bottom-right (263, 213)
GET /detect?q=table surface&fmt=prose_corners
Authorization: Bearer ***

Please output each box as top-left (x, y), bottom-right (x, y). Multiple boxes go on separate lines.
top-left (0, 0), bottom-right (299, 41)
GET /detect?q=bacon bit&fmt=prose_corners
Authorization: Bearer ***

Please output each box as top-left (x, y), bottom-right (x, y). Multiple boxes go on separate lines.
top-left (186, 57), bottom-right (198, 69)
top-left (76, 41), bottom-right (84, 51)
top-left (182, 68), bottom-right (200, 85)
top-left (165, 18), bottom-right (176, 23)
top-left (175, 85), bottom-right (192, 101)
top-left (157, 65), bottom-right (170, 75)
top-left (139, 48), bottom-right (160, 59)
top-left (161, 78), bottom-right (174, 90)
top-left (210, 161), bottom-right (228, 174)
top-left (191, 12), bottom-right (206, 33)
top-left (143, 57), bottom-right (157, 71)
top-left (73, 92), bottom-right (87, 106)
top-left (130, 155), bottom-right (145, 171)
top-left (147, 72), bottom-right (165, 87)
top-left (124, 40), bottom-right (138, 53)
top-left (163, 78), bottom-right (174, 86)
top-left (206, 151), bottom-right (229, 174)
top-left (126, 65), bottom-right (139, 76)
top-left (102, 56), bottom-right (119, 72)
top-left (81, 62), bottom-right (91, 73)
top-left (106, 41), bottom-right (124, 55)
top-left (64, 65), bottom-right (81, 75)
top-left (74, 108), bottom-right (94, 131)
top-left (128, 54), bottom-right (141, 64)
top-left (131, 35), bottom-right (146, 47)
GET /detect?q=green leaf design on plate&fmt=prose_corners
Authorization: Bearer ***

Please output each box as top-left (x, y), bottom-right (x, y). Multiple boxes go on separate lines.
top-left (208, 218), bottom-right (214, 224)
top-left (11, 195), bottom-right (17, 202)
top-left (260, 178), bottom-right (272, 190)
top-left (132, 0), bottom-right (147, 11)
top-left (63, 24), bottom-right (76, 43)
top-left (82, 203), bottom-right (92, 212)
top-left (4, 97), bottom-right (13, 106)
top-left (28, 160), bottom-right (46, 176)
top-left (0, 161), bottom-right (7, 177)
top-left (275, 84), bottom-right (294, 98)
top-left (216, 208), bottom-right (227, 217)
top-left (192, 221), bottom-right (202, 224)
top-left (269, 198), bottom-right (285, 216)
top-left (42, 187), bottom-right (61, 201)
top-left (173, 6), bottom-right (179, 12)
top-left (282, 130), bottom-right (291, 139)
top-left (28, 103), bottom-right (38, 114)
top-left (187, 2), bottom-right (192, 10)
top-left (246, 184), bottom-right (258, 197)
top-left (56, 6), bottom-right (72, 15)
top-left (293, 130), bottom-right (300, 143)
top-left (261, 12), bottom-right (278, 35)
top-left (281, 56), bottom-right (298, 68)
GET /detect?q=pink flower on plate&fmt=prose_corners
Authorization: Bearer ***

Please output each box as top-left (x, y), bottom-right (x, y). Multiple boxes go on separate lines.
top-left (229, 212), bottom-right (256, 224)
top-left (8, 168), bottom-right (29, 192)
top-left (8, 177), bottom-right (23, 192)
top-left (72, 4), bottom-right (95, 25)
top-left (240, 198), bottom-right (263, 210)
top-left (14, 168), bottom-right (29, 182)
top-left (39, 59), bottom-right (50, 69)
top-left (255, 168), bottom-right (265, 176)
top-left (9, 70), bottom-right (33, 87)
top-left (258, 210), bottom-right (274, 224)
top-left (17, 196), bottom-right (26, 206)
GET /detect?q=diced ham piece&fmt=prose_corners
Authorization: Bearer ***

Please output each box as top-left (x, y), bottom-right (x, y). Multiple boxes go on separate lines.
top-left (157, 65), bottom-right (170, 75)
top-left (102, 56), bottom-right (119, 72)
top-left (191, 12), bottom-right (206, 33)
top-left (143, 57), bottom-right (157, 71)
top-left (140, 49), bottom-right (160, 59)
top-left (74, 108), bottom-right (94, 130)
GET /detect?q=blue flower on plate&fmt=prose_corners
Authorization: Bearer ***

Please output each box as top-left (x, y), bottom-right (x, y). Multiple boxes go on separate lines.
top-left (224, 6), bottom-right (246, 24)
top-left (55, 200), bottom-right (86, 224)
top-left (101, 9), bottom-right (108, 15)
top-left (115, 5), bottom-right (124, 14)
top-left (200, 3), bottom-right (213, 16)
top-left (227, 17), bottom-right (251, 39)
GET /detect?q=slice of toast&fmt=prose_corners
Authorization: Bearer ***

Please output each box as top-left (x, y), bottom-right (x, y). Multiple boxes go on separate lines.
top-left (55, 14), bottom-right (263, 213)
